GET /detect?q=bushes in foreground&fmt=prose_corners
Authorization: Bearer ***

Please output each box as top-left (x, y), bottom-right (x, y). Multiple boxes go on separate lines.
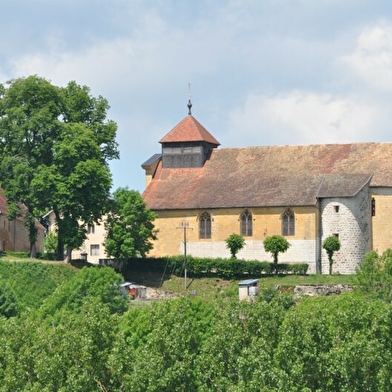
top-left (1, 291), bottom-right (392, 391)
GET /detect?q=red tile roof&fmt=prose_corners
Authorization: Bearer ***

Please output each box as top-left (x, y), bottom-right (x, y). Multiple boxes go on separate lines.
top-left (142, 142), bottom-right (392, 210)
top-left (159, 115), bottom-right (220, 146)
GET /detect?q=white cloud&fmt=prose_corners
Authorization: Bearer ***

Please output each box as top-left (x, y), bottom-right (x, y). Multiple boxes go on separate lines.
top-left (227, 91), bottom-right (378, 147)
top-left (342, 21), bottom-right (392, 91)
top-left (4, 2), bottom-right (392, 192)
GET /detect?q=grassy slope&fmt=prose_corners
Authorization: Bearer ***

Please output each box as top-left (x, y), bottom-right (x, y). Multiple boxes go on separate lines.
top-left (0, 254), bottom-right (77, 310)
top-left (123, 264), bottom-right (355, 299)
top-left (0, 254), bottom-right (355, 303)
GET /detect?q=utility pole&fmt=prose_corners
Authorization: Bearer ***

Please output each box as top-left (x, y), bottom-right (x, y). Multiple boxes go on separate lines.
top-left (177, 220), bottom-right (192, 292)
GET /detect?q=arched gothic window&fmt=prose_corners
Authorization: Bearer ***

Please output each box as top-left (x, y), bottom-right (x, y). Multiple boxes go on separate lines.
top-left (199, 212), bottom-right (211, 239)
top-left (240, 209), bottom-right (253, 237)
top-left (282, 208), bottom-right (295, 236)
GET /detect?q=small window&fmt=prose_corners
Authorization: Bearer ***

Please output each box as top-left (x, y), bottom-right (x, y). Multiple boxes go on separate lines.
top-left (87, 225), bottom-right (95, 234)
top-left (199, 212), bottom-right (212, 239)
top-left (334, 205), bottom-right (339, 213)
top-left (90, 244), bottom-right (100, 256)
top-left (240, 210), bottom-right (253, 237)
top-left (282, 208), bottom-right (295, 236)
top-left (372, 198), bottom-right (376, 216)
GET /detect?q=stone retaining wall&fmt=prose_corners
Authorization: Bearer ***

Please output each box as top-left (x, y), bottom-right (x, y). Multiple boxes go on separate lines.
top-left (294, 284), bottom-right (352, 297)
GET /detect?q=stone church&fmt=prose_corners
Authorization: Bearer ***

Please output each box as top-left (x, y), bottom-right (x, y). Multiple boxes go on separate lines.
top-left (142, 102), bottom-right (392, 274)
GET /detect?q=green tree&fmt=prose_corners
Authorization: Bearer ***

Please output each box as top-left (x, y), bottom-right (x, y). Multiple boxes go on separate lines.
top-left (263, 235), bottom-right (291, 274)
top-left (34, 122), bottom-right (113, 261)
top-left (0, 76), bottom-right (63, 257)
top-left (354, 249), bottom-right (392, 302)
top-left (121, 298), bottom-right (213, 391)
top-left (0, 300), bottom-right (121, 391)
top-left (37, 266), bottom-right (128, 318)
top-left (225, 233), bottom-right (245, 259)
top-left (0, 279), bottom-right (18, 318)
top-left (0, 76), bottom-right (118, 260)
top-left (275, 294), bottom-right (392, 391)
top-left (43, 231), bottom-right (58, 255)
top-left (104, 187), bottom-right (158, 260)
top-left (323, 235), bottom-right (341, 275)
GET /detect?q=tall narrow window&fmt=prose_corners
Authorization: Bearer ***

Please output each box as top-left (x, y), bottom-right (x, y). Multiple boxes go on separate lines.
top-left (87, 225), bottom-right (95, 234)
top-left (199, 212), bottom-right (211, 239)
top-left (90, 244), bottom-right (100, 256)
top-left (241, 209), bottom-right (253, 236)
top-left (282, 208), bottom-right (295, 236)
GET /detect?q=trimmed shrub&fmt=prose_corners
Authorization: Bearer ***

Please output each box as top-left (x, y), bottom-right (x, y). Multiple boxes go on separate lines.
top-left (289, 263), bottom-right (309, 275)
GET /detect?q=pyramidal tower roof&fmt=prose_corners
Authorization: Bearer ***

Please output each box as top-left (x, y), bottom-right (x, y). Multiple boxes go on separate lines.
top-left (159, 102), bottom-right (220, 146)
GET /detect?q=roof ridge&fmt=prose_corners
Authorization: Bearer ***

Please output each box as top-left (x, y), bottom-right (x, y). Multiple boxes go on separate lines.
top-left (159, 115), bottom-right (220, 145)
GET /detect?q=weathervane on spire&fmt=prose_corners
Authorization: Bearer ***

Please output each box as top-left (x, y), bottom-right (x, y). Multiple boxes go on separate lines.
top-left (187, 83), bottom-right (192, 115)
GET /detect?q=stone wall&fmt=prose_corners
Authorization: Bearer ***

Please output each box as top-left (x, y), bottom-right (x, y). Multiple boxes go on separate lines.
top-left (320, 184), bottom-right (372, 274)
top-left (294, 284), bottom-right (352, 297)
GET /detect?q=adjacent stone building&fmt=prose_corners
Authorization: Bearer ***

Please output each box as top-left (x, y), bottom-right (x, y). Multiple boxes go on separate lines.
top-left (142, 104), bottom-right (392, 274)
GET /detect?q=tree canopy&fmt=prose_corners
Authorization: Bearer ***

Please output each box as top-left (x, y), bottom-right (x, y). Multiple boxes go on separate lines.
top-left (263, 234), bottom-right (291, 273)
top-left (225, 233), bottom-right (245, 259)
top-left (323, 235), bottom-right (341, 275)
top-left (354, 249), bottom-right (392, 302)
top-left (1, 256), bottom-right (392, 390)
top-left (104, 187), bottom-right (158, 260)
top-left (0, 75), bottom-right (118, 259)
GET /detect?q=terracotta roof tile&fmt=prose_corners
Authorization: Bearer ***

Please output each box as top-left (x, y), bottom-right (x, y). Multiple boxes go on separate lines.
top-left (159, 115), bottom-right (220, 145)
top-left (142, 142), bottom-right (392, 210)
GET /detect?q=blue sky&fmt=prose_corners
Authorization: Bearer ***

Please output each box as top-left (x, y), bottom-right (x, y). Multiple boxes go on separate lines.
top-left (1, 0), bottom-right (392, 192)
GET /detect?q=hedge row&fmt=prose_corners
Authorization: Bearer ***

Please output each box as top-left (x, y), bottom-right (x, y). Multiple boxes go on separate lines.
top-left (123, 256), bottom-right (308, 279)
top-left (3, 252), bottom-right (308, 279)
top-left (3, 251), bottom-right (59, 261)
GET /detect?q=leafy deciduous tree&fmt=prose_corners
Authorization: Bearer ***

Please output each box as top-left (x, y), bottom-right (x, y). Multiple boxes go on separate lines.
top-left (104, 187), bottom-right (158, 260)
top-left (0, 279), bottom-right (18, 318)
top-left (43, 231), bottom-right (58, 255)
top-left (263, 235), bottom-right (291, 274)
top-left (0, 76), bottom-right (63, 256)
top-left (323, 235), bottom-right (341, 275)
top-left (37, 266), bottom-right (128, 318)
top-left (355, 249), bottom-right (392, 302)
top-left (0, 76), bottom-right (119, 260)
top-left (225, 233), bottom-right (245, 259)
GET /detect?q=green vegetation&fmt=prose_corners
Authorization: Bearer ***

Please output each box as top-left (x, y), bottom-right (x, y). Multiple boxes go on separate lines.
top-left (354, 248), bottom-right (392, 302)
top-left (122, 255), bottom-right (309, 281)
top-left (225, 233), bottom-right (245, 259)
top-left (0, 251), bottom-right (390, 391)
top-left (0, 258), bottom-right (76, 311)
top-left (263, 234), bottom-right (291, 273)
top-left (104, 187), bottom-right (158, 259)
top-left (0, 75), bottom-right (119, 260)
top-left (323, 235), bottom-right (341, 275)
top-left (159, 274), bottom-right (354, 298)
